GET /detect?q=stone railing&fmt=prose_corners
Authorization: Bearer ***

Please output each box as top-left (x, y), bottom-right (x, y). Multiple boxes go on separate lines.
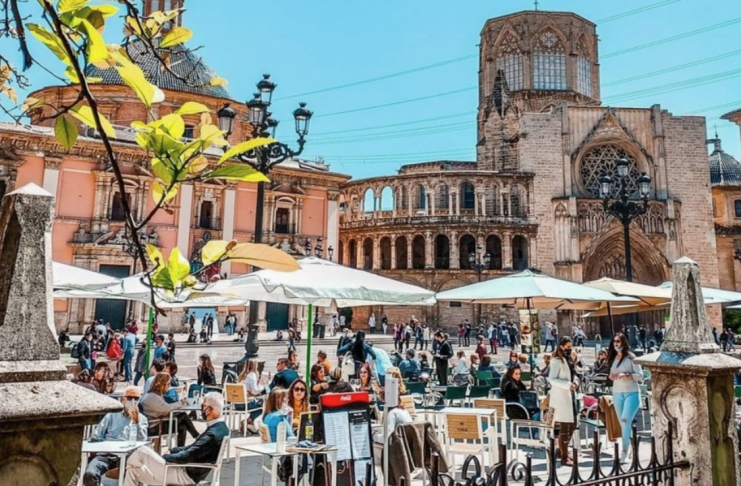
top-left (341, 213), bottom-right (533, 229)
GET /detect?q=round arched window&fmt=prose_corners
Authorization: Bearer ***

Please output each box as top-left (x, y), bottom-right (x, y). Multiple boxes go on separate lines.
top-left (579, 145), bottom-right (642, 199)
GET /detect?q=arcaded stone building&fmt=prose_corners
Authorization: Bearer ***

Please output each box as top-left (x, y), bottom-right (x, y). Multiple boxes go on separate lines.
top-left (339, 10), bottom-right (721, 331)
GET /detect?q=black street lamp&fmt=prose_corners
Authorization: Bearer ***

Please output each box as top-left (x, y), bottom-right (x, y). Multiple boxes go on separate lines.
top-left (304, 237), bottom-right (326, 258)
top-left (468, 244), bottom-right (491, 326)
top-left (598, 158), bottom-right (652, 283)
top-left (217, 74), bottom-right (313, 358)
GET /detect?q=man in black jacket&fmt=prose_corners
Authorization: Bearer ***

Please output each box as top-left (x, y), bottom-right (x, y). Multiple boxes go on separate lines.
top-left (268, 357), bottom-right (299, 389)
top-left (433, 331), bottom-right (453, 386)
top-left (122, 392), bottom-right (229, 486)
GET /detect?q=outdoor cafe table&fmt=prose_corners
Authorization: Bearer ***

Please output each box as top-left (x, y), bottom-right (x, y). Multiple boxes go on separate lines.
top-left (233, 442), bottom-right (338, 486)
top-left (166, 399), bottom-right (202, 451)
top-left (78, 440), bottom-right (150, 486)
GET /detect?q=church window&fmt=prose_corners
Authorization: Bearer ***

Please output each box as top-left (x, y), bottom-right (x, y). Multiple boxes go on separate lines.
top-left (496, 34), bottom-right (523, 91)
top-left (576, 37), bottom-right (593, 97)
top-left (533, 30), bottom-right (566, 90)
top-left (183, 125), bottom-right (195, 139)
top-left (579, 145), bottom-right (641, 199)
top-left (110, 192), bottom-right (128, 221)
top-left (460, 182), bottom-right (475, 210)
top-left (734, 200), bottom-right (741, 218)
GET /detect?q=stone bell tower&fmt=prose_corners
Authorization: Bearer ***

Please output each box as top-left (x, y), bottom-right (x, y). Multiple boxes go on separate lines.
top-left (477, 11), bottom-right (601, 171)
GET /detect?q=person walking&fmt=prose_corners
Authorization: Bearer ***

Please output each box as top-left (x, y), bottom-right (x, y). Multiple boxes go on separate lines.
top-left (544, 321), bottom-right (556, 352)
top-left (607, 332), bottom-right (643, 463)
top-left (121, 326), bottom-right (137, 384)
top-left (487, 324), bottom-right (498, 354)
top-left (422, 324), bottom-right (430, 351)
top-left (433, 331), bottom-right (453, 386)
top-left (414, 324), bottom-right (424, 350)
top-left (393, 323), bottom-right (402, 352)
top-left (548, 336), bottom-right (580, 467)
top-left (381, 314), bottom-right (388, 335)
top-left (638, 326), bottom-right (647, 350)
top-left (464, 319), bottom-right (472, 347)
top-left (720, 329), bottom-right (729, 352)
top-left (368, 313), bottom-right (376, 334)
top-left (402, 321), bottom-right (413, 351)
top-left (457, 323), bottom-right (465, 348)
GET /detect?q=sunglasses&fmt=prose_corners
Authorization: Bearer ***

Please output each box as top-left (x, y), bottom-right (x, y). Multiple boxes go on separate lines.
top-left (294, 388), bottom-right (306, 393)
top-left (123, 396), bottom-right (139, 401)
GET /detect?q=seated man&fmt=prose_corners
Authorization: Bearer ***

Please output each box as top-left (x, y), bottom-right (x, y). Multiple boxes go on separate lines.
top-left (398, 349), bottom-right (421, 379)
top-left (83, 386), bottom-right (148, 486)
top-left (123, 392), bottom-right (229, 486)
top-left (268, 357), bottom-right (299, 390)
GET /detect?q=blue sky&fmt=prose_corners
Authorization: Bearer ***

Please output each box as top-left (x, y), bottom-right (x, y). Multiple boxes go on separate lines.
top-left (5, 0), bottom-right (741, 180)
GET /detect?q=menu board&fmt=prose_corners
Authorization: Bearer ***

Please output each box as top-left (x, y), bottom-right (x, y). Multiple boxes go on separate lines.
top-left (321, 392), bottom-right (375, 486)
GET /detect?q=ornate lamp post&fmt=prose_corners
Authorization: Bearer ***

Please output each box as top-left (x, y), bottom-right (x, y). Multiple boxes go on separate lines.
top-left (304, 237), bottom-right (327, 258)
top-left (598, 158), bottom-right (652, 283)
top-left (468, 244), bottom-right (491, 326)
top-left (217, 74), bottom-right (313, 358)
top-left (599, 157), bottom-right (651, 342)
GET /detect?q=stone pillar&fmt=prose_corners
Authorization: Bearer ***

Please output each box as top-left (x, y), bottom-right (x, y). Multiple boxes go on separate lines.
top-left (455, 192), bottom-right (460, 216)
top-left (448, 192), bottom-right (453, 215)
top-left (372, 236), bottom-right (380, 270)
top-left (407, 187), bottom-right (413, 217)
top-left (474, 192), bottom-right (479, 216)
top-left (450, 231), bottom-right (460, 269)
top-left (407, 237), bottom-right (413, 269)
top-left (425, 230), bottom-right (433, 269)
top-left (429, 191), bottom-right (436, 216)
top-left (479, 192), bottom-right (486, 217)
top-left (356, 241), bottom-right (363, 269)
top-left (221, 185), bottom-right (236, 275)
top-left (636, 257), bottom-right (741, 486)
top-left (391, 238), bottom-right (397, 270)
top-left (502, 231), bottom-right (513, 269)
top-left (0, 184), bottom-right (121, 486)
top-left (296, 201), bottom-right (304, 235)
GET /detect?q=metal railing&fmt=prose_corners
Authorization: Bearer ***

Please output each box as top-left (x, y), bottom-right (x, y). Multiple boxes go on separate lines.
top-left (431, 423), bottom-right (689, 486)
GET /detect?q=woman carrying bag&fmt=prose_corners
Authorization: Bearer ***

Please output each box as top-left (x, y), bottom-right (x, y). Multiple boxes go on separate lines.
top-left (548, 336), bottom-right (580, 467)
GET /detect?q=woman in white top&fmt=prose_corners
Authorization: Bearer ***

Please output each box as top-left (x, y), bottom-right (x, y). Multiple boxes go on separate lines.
top-left (607, 332), bottom-right (642, 462)
top-left (238, 359), bottom-right (266, 433)
top-left (548, 336), bottom-right (579, 467)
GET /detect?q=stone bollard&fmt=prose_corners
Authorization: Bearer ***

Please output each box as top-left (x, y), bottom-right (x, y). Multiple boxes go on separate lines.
top-left (636, 257), bottom-right (741, 486)
top-left (0, 184), bottom-right (121, 486)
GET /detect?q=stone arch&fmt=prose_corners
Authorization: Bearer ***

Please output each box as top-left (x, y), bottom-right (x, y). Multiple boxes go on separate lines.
top-left (380, 236), bottom-right (392, 270)
top-left (459, 234), bottom-right (477, 269)
top-left (575, 142), bottom-right (651, 200)
top-left (396, 185), bottom-right (408, 211)
top-left (380, 186), bottom-right (394, 211)
top-left (486, 235), bottom-right (503, 270)
top-left (362, 237), bottom-right (373, 270)
top-left (512, 234), bottom-right (529, 270)
top-left (434, 234), bottom-right (450, 269)
top-left (363, 188), bottom-right (375, 213)
top-left (412, 184), bottom-right (426, 212)
top-left (412, 235), bottom-right (426, 269)
top-left (395, 236), bottom-right (408, 270)
top-left (486, 182), bottom-right (501, 216)
top-left (581, 222), bottom-right (670, 285)
top-left (437, 182), bottom-right (449, 209)
top-left (460, 181), bottom-right (475, 210)
top-left (348, 239), bottom-right (358, 268)
top-left (510, 183), bottom-right (528, 217)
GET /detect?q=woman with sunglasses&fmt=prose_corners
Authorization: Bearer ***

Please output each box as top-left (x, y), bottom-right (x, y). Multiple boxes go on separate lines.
top-left (548, 336), bottom-right (580, 467)
top-left (607, 332), bottom-right (643, 463)
top-left (288, 380), bottom-right (309, 430)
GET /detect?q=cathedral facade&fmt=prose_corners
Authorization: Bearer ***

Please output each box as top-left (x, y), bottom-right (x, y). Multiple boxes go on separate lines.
top-left (339, 10), bottom-right (721, 331)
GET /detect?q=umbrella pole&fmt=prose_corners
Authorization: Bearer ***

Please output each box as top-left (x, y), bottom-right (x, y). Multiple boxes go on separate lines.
top-left (305, 304), bottom-right (314, 390)
top-left (608, 303), bottom-right (615, 339)
top-left (527, 298), bottom-right (535, 391)
top-left (144, 306), bottom-right (155, 380)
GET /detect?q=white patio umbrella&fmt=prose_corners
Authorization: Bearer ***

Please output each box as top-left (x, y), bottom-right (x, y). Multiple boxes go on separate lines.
top-left (435, 270), bottom-right (636, 309)
top-left (52, 261), bottom-right (120, 290)
top-left (657, 281), bottom-right (741, 304)
top-left (207, 257), bottom-right (436, 387)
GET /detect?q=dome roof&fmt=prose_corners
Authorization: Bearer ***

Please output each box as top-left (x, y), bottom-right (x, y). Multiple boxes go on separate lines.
top-left (709, 138), bottom-right (741, 187)
top-left (86, 39), bottom-right (231, 100)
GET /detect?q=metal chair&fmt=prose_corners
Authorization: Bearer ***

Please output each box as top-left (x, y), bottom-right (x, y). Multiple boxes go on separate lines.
top-left (444, 385), bottom-right (468, 407)
top-left (476, 370), bottom-right (493, 386)
top-left (224, 383), bottom-right (249, 436)
top-left (445, 413), bottom-right (493, 469)
top-left (407, 381), bottom-right (426, 395)
top-left (467, 385), bottom-right (490, 404)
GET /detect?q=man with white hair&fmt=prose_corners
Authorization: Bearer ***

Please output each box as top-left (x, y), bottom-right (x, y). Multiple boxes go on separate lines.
top-left (123, 392), bottom-right (229, 486)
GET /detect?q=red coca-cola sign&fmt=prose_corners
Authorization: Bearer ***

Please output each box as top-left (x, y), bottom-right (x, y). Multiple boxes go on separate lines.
top-left (320, 391), bottom-right (370, 409)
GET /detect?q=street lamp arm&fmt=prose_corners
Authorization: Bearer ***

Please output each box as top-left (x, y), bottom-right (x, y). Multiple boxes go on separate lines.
top-left (235, 139), bottom-right (306, 174)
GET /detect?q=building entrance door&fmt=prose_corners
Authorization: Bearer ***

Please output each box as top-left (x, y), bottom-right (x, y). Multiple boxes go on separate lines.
top-left (94, 264), bottom-right (131, 330)
top-left (266, 302), bottom-right (290, 332)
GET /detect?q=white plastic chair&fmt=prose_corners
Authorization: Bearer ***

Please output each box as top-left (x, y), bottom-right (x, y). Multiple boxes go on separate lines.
top-left (162, 433), bottom-right (230, 486)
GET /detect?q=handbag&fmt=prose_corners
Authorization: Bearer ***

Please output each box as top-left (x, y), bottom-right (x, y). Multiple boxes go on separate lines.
top-left (541, 394), bottom-right (555, 427)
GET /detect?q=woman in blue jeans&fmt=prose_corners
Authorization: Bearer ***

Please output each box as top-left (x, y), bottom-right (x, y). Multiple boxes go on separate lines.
top-left (607, 332), bottom-right (642, 463)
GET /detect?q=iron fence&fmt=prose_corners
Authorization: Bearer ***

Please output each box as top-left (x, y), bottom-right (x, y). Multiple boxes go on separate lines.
top-left (431, 423), bottom-right (689, 486)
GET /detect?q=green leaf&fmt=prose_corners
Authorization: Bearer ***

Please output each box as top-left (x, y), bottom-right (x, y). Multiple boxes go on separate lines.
top-left (175, 101), bottom-right (210, 116)
top-left (201, 240), bottom-right (229, 266)
top-left (158, 113), bottom-right (185, 139)
top-left (27, 24), bottom-right (70, 64)
top-left (198, 124), bottom-right (228, 147)
top-left (147, 128), bottom-right (182, 156)
top-left (70, 105), bottom-right (116, 138)
top-left (80, 19), bottom-right (109, 63)
top-left (152, 181), bottom-right (179, 203)
top-left (58, 0), bottom-right (89, 14)
top-left (167, 247), bottom-right (191, 283)
top-left (207, 164), bottom-right (270, 183)
top-left (218, 137), bottom-right (276, 164)
top-left (150, 158), bottom-right (174, 184)
top-left (64, 66), bottom-right (80, 83)
top-left (159, 26), bottom-right (193, 48)
top-left (114, 63), bottom-right (155, 108)
top-left (54, 115), bottom-right (78, 150)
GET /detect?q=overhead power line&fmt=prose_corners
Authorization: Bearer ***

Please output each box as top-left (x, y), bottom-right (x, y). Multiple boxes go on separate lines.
top-left (276, 0), bottom-right (685, 100)
top-left (602, 17), bottom-right (741, 59)
top-left (311, 111), bottom-right (474, 137)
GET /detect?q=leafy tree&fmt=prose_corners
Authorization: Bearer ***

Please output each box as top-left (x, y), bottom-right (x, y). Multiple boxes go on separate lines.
top-left (0, 0), bottom-right (296, 300)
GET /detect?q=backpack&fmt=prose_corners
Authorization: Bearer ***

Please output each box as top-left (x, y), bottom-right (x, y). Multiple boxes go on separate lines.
top-left (70, 342), bottom-right (80, 359)
top-left (550, 328), bottom-right (557, 338)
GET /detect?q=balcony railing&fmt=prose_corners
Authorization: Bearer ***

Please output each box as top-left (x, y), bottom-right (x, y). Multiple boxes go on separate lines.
top-left (194, 216), bottom-right (221, 230)
top-left (274, 223), bottom-right (297, 235)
